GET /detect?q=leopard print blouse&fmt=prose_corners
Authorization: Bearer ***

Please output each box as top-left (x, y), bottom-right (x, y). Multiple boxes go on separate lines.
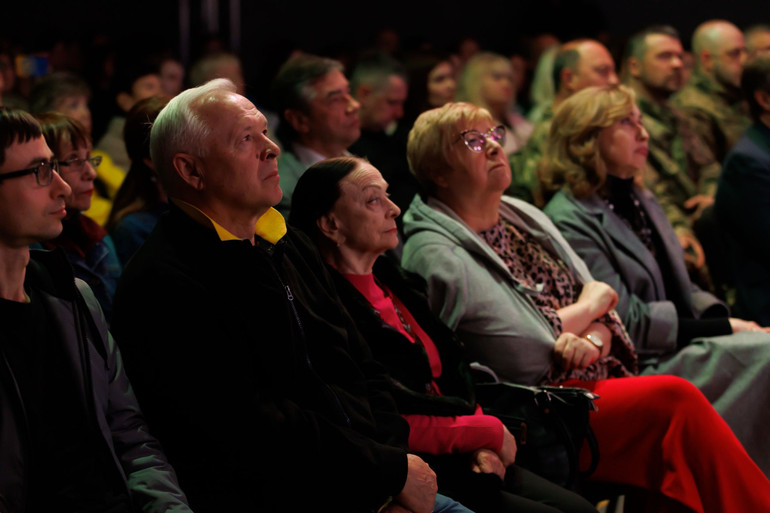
top-left (480, 218), bottom-right (638, 384)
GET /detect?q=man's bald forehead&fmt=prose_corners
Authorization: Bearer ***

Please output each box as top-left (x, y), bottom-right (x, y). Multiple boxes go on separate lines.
top-left (693, 20), bottom-right (743, 54)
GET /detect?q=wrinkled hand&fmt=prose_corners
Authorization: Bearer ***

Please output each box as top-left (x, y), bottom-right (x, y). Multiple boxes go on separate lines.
top-left (684, 194), bottom-right (714, 220)
top-left (470, 448), bottom-right (506, 481)
top-left (395, 454), bottom-right (437, 513)
top-left (498, 425), bottom-right (517, 467)
top-left (578, 281), bottom-right (618, 319)
top-left (677, 232), bottom-right (706, 269)
top-left (729, 318), bottom-right (770, 333)
top-left (554, 332), bottom-right (601, 371)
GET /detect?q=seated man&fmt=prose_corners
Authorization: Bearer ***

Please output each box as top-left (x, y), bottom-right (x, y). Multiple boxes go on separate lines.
top-left (715, 55), bottom-right (770, 325)
top-left (110, 78), bottom-right (460, 513)
top-left (0, 108), bottom-right (191, 512)
top-left (269, 53), bottom-right (361, 218)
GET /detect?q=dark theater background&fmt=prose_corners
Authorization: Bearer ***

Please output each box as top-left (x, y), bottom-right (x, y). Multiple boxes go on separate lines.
top-left (3, 0), bottom-right (767, 109)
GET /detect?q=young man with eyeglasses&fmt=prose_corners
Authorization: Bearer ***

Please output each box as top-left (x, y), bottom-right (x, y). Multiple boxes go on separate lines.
top-left (0, 108), bottom-right (192, 513)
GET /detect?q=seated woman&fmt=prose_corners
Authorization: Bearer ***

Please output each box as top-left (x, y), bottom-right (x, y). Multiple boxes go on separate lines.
top-left (34, 112), bottom-right (122, 321)
top-left (106, 95), bottom-right (170, 266)
top-left (540, 84), bottom-right (770, 475)
top-left (399, 100), bottom-right (770, 512)
top-left (289, 157), bottom-right (598, 513)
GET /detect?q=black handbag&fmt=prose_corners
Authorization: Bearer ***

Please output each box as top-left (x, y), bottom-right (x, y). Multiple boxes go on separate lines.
top-left (474, 381), bottom-right (600, 490)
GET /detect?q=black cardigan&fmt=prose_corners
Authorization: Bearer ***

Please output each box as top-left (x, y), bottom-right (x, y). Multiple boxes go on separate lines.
top-left (329, 254), bottom-right (479, 418)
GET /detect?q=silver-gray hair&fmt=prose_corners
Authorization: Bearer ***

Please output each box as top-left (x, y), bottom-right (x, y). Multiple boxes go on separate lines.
top-left (150, 77), bottom-right (237, 187)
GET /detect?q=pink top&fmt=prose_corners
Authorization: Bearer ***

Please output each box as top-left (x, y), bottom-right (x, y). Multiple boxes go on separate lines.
top-left (344, 272), bottom-right (504, 455)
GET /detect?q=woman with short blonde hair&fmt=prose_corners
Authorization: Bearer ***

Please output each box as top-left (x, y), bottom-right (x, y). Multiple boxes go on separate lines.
top-left (407, 101), bottom-right (493, 195)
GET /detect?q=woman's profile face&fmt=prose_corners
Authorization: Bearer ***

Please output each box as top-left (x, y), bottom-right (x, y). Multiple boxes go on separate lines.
top-left (327, 163), bottom-right (401, 258)
top-left (57, 139), bottom-right (97, 213)
top-left (427, 61), bottom-right (456, 108)
top-left (596, 104), bottom-right (649, 179)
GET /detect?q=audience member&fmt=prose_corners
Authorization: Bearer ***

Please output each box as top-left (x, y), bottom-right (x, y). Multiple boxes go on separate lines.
top-left (158, 54), bottom-right (186, 98)
top-left (0, 42), bottom-right (28, 110)
top-left (510, 39), bottom-right (618, 206)
top-left (27, 70), bottom-right (124, 225)
top-left (110, 78), bottom-right (465, 513)
top-left (401, 49), bottom-right (457, 126)
top-left (269, 53), bottom-right (361, 218)
top-left (106, 95), bottom-right (170, 266)
top-left (0, 107), bottom-right (191, 513)
top-left (715, 55), bottom-right (770, 325)
top-left (33, 111), bottom-right (122, 321)
top-left (541, 84), bottom-right (770, 475)
top-left (188, 50), bottom-right (245, 95)
top-left (670, 19), bottom-right (751, 165)
top-left (623, 25), bottom-right (718, 288)
top-left (289, 156), bottom-right (600, 513)
top-left (29, 71), bottom-right (93, 134)
top-left (393, 49), bottom-right (458, 222)
top-left (745, 23), bottom-right (770, 59)
top-left (526, 43), bottom-right (560, 124)
top-left (455, 51), bottom-right (533, 156)
top-left (400, 100), bottom-right (770, 510)
top-left (95, 51), bottom-right (163, 176)
top-left (348, 52), bottom-right (414, 219)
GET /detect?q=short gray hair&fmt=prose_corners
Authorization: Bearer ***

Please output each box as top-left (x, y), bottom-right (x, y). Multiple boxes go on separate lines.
top-left (150, 77), bottom-right (237, 187)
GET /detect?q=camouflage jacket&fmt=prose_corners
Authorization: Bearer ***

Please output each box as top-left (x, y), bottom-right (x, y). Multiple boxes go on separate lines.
top-left (639, 96), bottom-right (721, 234)
top-left (669, 71), bottom-right (750, 165)
top-left (508, 104), bottom-right (553, 207)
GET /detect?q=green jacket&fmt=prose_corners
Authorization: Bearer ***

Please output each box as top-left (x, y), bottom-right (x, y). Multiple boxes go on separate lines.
top-left (638, 96), bottom-right (721, 234)
top-left (669, 71), bottom-right (750, 165)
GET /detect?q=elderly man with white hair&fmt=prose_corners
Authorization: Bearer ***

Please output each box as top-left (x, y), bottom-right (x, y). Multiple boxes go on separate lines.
top-left (110, 78), bottom-right (472, 513)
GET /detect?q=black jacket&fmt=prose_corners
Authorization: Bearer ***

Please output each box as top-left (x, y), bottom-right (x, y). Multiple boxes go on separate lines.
top-left (0, 249), bottom-right (190, 513)
top-left (329, 255), bottom-right (478, 418)
top-left (111, 205), bottom-right (409, 513)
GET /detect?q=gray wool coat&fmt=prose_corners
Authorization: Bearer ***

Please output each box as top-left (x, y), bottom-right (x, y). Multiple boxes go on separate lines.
top-left (545, 187), bottom-right (770, 477)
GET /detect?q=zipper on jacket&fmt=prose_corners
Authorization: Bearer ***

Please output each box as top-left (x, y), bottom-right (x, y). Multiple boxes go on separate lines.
top-left (280, 275), bottom-right (351, 427)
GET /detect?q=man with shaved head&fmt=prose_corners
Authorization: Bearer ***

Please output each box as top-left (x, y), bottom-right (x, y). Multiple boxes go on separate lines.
top-left (509, 38), bottom-right (619, 206)
top-left (670, 19), bottom-right (751, 164)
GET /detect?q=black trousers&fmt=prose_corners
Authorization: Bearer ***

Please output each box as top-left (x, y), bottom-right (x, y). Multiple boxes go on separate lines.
top-left (423, 455), bottom-right (599, 513)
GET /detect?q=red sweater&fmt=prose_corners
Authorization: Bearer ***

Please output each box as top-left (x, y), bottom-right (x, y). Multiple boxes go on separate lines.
top-left (344, 273), bottom-right (503, 455)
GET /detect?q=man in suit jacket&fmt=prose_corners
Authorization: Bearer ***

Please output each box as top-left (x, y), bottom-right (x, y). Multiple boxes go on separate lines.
top-left (715, 55), bottom-right (770, 325)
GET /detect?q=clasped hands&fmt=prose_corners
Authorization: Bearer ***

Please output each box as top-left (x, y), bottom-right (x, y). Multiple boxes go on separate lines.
top-left (554, 281), bottom-right (617, 371)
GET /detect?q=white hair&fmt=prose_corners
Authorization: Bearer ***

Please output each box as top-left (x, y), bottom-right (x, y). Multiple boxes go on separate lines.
top-left (149, 77), bottom-right (237, 187)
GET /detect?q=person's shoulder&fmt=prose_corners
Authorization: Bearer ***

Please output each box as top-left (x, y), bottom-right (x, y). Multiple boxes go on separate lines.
top-left (723, 129), bottom-right (770, 175)
top-left (542, 189), bottom-right (578, 216)
top-left (670, 82), bottom-right (715, 112)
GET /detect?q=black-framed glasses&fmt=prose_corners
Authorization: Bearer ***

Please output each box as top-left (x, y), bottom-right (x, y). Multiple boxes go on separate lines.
top-left (59, 155), bottom-right (102, 170)
top-left (0, 159), bottom-right (59, 186)
top-left (457, 125), bottom-right (506, 153)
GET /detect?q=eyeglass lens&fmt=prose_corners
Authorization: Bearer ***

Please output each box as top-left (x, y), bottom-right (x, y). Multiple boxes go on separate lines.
top-left (463, 126), bottom-right (505, 152)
